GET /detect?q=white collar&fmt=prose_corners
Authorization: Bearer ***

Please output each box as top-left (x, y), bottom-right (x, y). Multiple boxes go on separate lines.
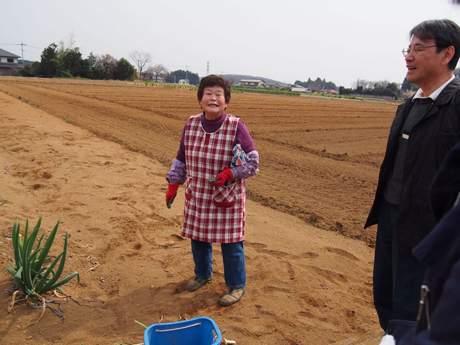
top-left (413, 75), bottom-right (455, 102)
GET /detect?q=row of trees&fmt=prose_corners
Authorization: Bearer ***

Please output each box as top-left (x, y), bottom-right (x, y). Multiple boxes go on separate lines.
top-left (18, 40), bottom-right (186, 83)
top-left (24, 39), bottom-right (459, 90)
top-left (295, 77), bottom-right (402, 99)
top-left (337, 68), bottom-right (460, 100)
top-left (165, 69), bottom-right (200, 85)
top-left (339, 79), bottom-right (401, 99)
top-left (295, 77), bottom-right (338, 92)
top-left (20, 42), bottom-right (137, 80)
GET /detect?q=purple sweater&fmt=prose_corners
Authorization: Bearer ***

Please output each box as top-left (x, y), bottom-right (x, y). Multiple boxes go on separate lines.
top-left (167, 113), bottom-right (259, 184)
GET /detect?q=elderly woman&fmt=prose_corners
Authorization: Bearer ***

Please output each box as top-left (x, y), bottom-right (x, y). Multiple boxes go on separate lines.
top-left (166, 75), bottom-right (259, 306)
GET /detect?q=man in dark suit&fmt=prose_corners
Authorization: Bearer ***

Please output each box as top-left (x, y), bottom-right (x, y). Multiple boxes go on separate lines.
top-left (365, 19), bottom-right (460, 331)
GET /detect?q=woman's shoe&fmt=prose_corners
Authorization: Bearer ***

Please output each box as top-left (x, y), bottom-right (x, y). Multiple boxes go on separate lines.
top-left (187, 276), bottom-right (212, 292)
top-left (219, 287), bottom-right (245, 306)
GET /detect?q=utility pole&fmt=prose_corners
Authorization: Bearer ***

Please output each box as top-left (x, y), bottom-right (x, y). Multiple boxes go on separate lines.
top-left (206, 61), bottom-right (210, 76)
top-left (17, 42), bottom-right (27, 65)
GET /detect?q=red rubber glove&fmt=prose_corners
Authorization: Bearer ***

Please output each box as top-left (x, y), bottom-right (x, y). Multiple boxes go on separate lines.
top-left (210, 167), bottom-right (233, 187)
top-left (166, 183), bottom-right (179, 208)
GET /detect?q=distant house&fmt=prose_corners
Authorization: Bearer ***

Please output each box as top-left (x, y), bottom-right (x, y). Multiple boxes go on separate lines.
top-left (152, 76), bottom-right (166, 83)
top-left (0, 49), bottom-right (21, 76)
top-left (178, 79), bottom-right (190, 85)
top-left (291, 86), bottom-right (311, 93)
top-left (265, 82), bottom-right (290, 90)
top-left (322, 88), bottom-right (338, 95)
top-left (241, 79), bottom-right (265, 88)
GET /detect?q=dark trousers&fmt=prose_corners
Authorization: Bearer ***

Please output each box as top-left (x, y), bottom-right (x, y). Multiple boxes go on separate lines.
top-left (373, 198), bottom-right (427, 331)
top-left (191, 239), bottom-right (246, 289)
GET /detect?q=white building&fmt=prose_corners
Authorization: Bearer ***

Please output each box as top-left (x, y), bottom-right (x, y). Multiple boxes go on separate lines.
top-left (0, 48), bottom-right (21, 76)
top-left (291, 87), bottom-right (311, 93)
top-left (240, 79), bottom-right (265, 88)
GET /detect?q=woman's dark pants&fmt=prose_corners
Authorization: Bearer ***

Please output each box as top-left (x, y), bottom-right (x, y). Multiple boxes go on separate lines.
top-left (191, 239), bottom-right (246, 289)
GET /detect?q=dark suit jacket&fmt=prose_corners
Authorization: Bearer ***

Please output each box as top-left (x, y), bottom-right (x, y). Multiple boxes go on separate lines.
top-left (365, 78), bottom-right (460, 255)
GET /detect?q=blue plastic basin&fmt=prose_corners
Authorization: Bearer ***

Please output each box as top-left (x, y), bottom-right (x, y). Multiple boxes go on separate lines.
top-left (144, 316), bottom-right (222, 345)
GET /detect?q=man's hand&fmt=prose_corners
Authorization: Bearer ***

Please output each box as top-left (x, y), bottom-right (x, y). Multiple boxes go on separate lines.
top-left (209, 167), bottom-right (233, 187)
top-left (166, 184), bottom-right (179, 208)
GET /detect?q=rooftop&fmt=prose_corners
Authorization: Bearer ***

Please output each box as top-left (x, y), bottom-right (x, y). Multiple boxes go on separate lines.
top-left (0, 48), bottom-right (21, 58)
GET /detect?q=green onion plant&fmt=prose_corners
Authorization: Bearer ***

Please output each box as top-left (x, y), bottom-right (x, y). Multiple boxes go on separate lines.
top-left (6, 216), bottom-right (79, 298)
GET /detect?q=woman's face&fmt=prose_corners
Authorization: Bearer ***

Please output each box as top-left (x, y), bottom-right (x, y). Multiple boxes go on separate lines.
top-left (199, 86), bottom-right (228, 119)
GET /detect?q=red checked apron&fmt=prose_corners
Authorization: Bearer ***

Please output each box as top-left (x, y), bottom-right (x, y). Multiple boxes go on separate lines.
top-left (182, 114), bottom-right (246, 243)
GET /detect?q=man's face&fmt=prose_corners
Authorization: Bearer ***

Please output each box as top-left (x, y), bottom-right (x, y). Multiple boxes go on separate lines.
top-left (405, 36), bottom-right (445, 88)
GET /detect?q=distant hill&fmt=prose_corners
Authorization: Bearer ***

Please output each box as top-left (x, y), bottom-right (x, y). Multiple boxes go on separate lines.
top-left (19, 60), bottom-right (36, 66)
top-left (221, 74), bottom-right (286, 86)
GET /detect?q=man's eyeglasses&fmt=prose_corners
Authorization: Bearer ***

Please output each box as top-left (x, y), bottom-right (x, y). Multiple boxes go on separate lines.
top-left (402, 45), bottom-right (437, 57)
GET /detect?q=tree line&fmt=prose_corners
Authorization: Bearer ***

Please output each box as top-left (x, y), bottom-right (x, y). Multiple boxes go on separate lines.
top-left (18, 40), bottom-right (460, 92)
top-left (18, 40), bottom-right (200, 84)
top-left (339, 79), bottom-right (401, 99)
top-left (296, 70), bottom-right (460, 100)
top-left (20, 42), bottom-right (136, 80)
top-left (339, 70), bottom-right (460, 100)
top-left (295, 77), bottom-right (338, 92)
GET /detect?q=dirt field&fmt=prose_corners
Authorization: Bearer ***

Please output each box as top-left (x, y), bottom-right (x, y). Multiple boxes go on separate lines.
top-left (0, 77), bottom-right (398, 344)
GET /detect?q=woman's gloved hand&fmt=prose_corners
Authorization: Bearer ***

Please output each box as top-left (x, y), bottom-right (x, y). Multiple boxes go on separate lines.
top-left (166, 183), bottom-right (180, 208)
top-left (209, 167), bottom-right (233, 187)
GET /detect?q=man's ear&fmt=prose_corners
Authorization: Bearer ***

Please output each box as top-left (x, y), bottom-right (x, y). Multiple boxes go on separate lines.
top-left (442, 46), bottom-right (455, 67)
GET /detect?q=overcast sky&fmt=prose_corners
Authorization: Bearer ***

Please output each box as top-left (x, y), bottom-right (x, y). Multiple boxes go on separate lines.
top-left (1, 0), bottom-right (459, 87)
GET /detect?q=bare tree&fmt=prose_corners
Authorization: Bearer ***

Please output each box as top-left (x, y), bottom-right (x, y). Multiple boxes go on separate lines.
top-left (227, 77), bottom-right (237, 86)
top-left (373, 80), bottom-right (390, 90)
top-left (150, 64), bottom-right (169, 82)
top-left (96, 54), bottom-right (117, 79)
top-left (143, 66), bottom-right (154, 80)
top-left (352, 78), bottom-right (370, 89)
top-left (129, 51), bottom-right (152, 80)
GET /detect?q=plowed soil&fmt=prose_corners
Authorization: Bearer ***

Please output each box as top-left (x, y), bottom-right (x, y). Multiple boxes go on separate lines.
top-left (0, 77), bottom-right (398, 344)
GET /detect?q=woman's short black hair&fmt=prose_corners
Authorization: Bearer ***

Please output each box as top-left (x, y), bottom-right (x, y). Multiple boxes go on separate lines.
top-left (197, 75), bottom-right (232, 103)
top-left (410, 19), bottom-right (460, 70)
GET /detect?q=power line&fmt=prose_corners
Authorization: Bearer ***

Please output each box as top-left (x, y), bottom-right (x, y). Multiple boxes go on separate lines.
top-left (161, 64), bottom-right (207, 75)
top-left (0, 43), bottom-right (42, 49)
top-left (0, 42), bottom-right (43, 63)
